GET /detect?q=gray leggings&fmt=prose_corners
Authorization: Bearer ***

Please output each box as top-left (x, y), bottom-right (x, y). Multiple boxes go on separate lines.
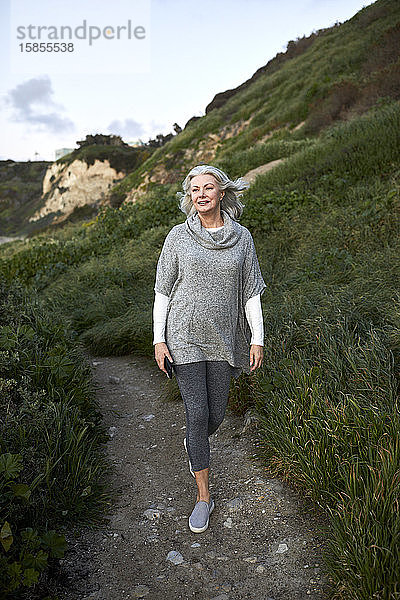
top-left (174, 360), bottom-right (233, 472)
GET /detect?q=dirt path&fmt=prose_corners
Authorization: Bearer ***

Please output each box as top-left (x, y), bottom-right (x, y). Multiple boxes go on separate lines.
top-left (0, 236), bottom-right (25, 244)
top-left (243, 160), bottom-right (284, 185)
top-left (61, 354), bottom-right (328, 600)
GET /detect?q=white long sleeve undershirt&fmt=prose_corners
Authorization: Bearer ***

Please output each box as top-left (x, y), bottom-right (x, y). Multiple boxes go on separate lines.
top-left (153, 291), bottom-right (264, 346)
top-left (153, 224), bottom-right (264, 347)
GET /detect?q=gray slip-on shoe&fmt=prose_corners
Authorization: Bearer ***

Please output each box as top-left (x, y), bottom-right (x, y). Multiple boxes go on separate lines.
top-left (183, 437), bottom-right (195, 478)
top-left (189, 498), bottom-right (215, 533)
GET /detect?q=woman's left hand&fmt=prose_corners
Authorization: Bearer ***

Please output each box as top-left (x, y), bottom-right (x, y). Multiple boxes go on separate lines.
top-left (250, 344), bottom-right (264, 371)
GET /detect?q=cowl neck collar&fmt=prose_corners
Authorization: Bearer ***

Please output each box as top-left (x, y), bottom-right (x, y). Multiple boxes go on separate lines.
top-left (185, 209), bottom-right (242, 249)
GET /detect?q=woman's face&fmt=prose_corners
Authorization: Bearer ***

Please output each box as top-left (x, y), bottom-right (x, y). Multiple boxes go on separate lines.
top-left (190, 174), bottom-right (224, 216)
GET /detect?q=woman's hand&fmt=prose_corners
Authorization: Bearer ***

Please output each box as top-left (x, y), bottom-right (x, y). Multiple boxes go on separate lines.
top-left (154, 342), bottom-right (174, 375)
top-left (250, 344), bottom-right (263, 371)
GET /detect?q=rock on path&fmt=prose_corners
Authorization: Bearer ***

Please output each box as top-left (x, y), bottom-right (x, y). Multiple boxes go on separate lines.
top-left (60, 354), bottom-right (328, 600)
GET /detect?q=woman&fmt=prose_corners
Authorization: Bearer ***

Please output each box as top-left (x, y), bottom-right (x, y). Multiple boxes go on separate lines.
top-left (153, 164), bottom-right (266, 533)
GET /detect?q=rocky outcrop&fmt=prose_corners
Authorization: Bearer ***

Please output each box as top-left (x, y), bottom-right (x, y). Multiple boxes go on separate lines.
top-left (29, 159), bottom-right (125, 222)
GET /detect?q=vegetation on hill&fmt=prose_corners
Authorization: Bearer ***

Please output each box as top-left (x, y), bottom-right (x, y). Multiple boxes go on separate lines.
top-left (1, 0), bottom-right (400, 597)
top-left (0, 137), bottom-right (147, 237)
top-left (56, 133), bottom-right (152, 177)
top-left (0, 281), bottom-right (109, 598)
top-left (0, 160), bottom-right (51, 236)
top-left (0, 129), bottom-right (186, 237)
top-left (111, 0), bottom-right (400, 200)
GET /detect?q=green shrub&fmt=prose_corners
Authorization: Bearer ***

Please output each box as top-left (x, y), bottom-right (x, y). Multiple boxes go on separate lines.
top-left (246, 101), bottom-right (400, 194)
top-left (0, 453), bottom-right (67, 596)
top-left (215, 139), bottom-right (314, 180)
top-left (42, 225), bottom-right (172, 355)
top-left (256, 316), bottom-right (400, 598)
top-left (0, 188), bottom-right (183, 288)
top-left (0, 281), bottom-right (109, 598)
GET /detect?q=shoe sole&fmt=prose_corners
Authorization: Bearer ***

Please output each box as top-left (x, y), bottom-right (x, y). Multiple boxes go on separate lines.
top-left (183, 438), bottom-right (195, 478)
top-left (189, 500), bottom-right (215, 533)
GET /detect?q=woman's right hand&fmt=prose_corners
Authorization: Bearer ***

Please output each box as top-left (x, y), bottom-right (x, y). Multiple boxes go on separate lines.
top-left (154, 342), bottom-right (174, 375)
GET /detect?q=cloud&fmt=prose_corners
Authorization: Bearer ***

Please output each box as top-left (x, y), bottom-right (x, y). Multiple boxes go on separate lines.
top-left (5, 76), bottom-right (74, 133)
top-left (148, 119), bottom-right (170, 134)
top-left (108, 118), bottom-right (144, 139)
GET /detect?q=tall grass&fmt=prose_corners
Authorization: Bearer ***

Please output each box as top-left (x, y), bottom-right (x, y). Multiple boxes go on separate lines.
top-left (255, 313), bottom-right (400, 599)
top-left (238, 100), bottom-right (400, 596)
top-left (0, 281), bottom-right (109, 597)
top-left (41, 224), bottom-right (173, 355)
top-left (1, 188), bottom-right (182, 289)
top-left (242, 101), bottom-right (400, 201)
top-left (215, 139), bottom-right (314, 179)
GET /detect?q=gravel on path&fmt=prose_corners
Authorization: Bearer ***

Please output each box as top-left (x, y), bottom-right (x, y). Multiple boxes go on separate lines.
top-left (60, 354), bottom-right (329, 600)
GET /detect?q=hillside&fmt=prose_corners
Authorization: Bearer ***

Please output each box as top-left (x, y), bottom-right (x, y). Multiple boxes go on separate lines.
top-left (1, 0), bottom-right (400, 598)
top-left (0, 135), bottom-right (151, 236)
top-left (112, 0), bottom-right (400, 202)
top-left (0, 159), bottom-right (51, 235)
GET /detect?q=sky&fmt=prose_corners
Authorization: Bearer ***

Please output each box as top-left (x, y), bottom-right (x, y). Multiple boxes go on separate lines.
top-left (0, 0), bottom-right (376, 162)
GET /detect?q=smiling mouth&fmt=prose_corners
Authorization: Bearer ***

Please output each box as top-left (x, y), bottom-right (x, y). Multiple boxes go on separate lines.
top-left (197, 200), bottom-right (209, 205)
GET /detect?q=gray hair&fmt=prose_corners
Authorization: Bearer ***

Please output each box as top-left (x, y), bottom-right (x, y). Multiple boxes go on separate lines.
top-left (177, 164), bottom-right (249, 221)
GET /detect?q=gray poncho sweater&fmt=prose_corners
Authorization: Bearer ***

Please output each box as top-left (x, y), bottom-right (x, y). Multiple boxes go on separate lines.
top-left (154, 209), bottom-right (266, 376)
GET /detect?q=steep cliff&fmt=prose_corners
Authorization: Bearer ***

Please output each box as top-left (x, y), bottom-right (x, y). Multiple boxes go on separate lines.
top-left (29, 158), bottom-right (125, 223)
top-left (0, 136), bottom-right (152, 234)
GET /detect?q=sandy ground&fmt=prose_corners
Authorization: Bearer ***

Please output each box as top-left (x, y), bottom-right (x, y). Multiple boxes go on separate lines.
top-left (0, 236), bottom-right (26, 244)
top-left (243, 160), bottom-right (284, 184)
top-left (60, 354), bottom-right (329, 600)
